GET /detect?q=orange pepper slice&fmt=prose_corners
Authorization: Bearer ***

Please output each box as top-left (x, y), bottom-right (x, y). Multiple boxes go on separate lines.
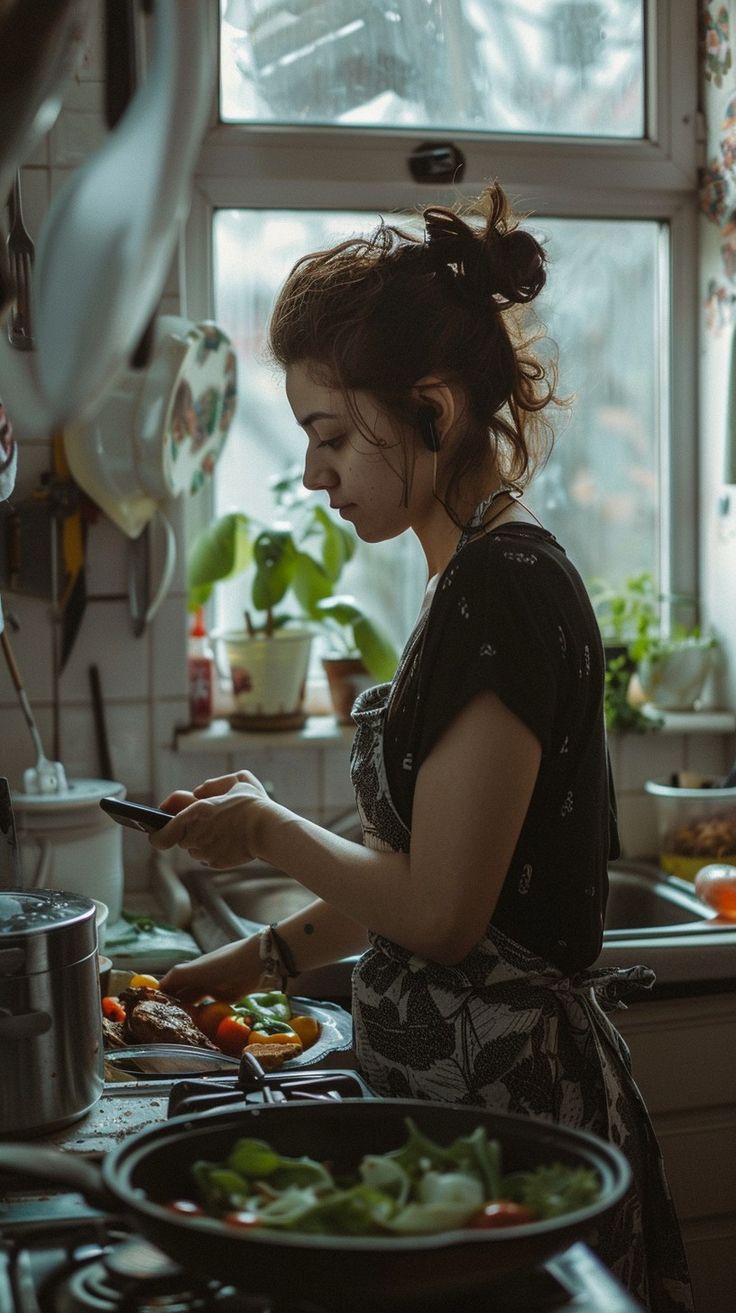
top-left (247, 1032), bottom-right (303, 1049)
top-left (289, 1015), bottom-right (320, 1048)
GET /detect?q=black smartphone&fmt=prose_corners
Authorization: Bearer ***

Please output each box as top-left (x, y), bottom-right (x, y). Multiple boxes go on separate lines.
top-left (99, 797), bottom-right (174, 833)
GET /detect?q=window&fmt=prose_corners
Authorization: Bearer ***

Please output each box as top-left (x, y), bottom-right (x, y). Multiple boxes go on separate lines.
top-left (186, 0), bottom-right (698, 656)
top-left (220, 0), bottom-right (645, 137)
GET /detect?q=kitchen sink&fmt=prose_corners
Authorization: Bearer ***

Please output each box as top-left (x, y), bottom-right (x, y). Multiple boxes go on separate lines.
top-left (181, 837), bottom-right (736, 993)
top-left (604, 860), bottom-right (716, 932)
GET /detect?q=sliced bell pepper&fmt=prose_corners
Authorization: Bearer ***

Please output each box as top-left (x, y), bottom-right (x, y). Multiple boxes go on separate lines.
top-left (246, 1031), bottom-right (302, 1049)
top-left (250, 1018), bottom-right (297, 1036)
top-left (236, 991), bottom-right (291, 1025)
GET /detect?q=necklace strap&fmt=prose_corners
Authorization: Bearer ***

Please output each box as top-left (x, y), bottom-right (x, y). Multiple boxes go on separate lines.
top-left (456, 485), bottom-right (524, 551)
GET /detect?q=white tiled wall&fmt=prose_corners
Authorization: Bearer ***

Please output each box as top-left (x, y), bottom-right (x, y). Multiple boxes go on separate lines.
top-left (0, 4), bottom-right (188, 888)
top-left (611, 728), bottom-right (736, 859)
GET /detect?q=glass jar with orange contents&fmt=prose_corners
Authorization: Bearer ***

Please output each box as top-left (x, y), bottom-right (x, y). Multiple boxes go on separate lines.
top-left (644, 778), bottom-right (736, 881)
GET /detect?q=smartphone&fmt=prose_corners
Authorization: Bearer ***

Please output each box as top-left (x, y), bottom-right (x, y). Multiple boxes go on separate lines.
top-left (99, 797), bottom-right (174, 833)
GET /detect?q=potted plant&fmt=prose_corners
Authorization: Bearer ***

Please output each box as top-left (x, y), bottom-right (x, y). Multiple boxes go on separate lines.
top-left (187, 480), bottom-right (398, 728)
top-left (591, 573), bottom-right (718, 725)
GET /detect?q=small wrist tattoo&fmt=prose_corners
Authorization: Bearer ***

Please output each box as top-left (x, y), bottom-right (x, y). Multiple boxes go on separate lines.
top-left (303, 922), bottom-right (314, 935)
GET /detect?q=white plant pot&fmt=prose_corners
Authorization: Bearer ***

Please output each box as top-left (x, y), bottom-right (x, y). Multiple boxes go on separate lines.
top-left (216, 628), bottom-right (313, 730)
top-left (637, 640), bottom-right (715, 711)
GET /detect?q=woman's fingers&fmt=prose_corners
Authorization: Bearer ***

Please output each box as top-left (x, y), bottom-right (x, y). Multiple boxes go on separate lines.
top-left (159, 938), bottom-right (260, 1000)
top-left (192, 772), bottom-right (251, 798)
top-left (157, 789), bottom-right (196, 813)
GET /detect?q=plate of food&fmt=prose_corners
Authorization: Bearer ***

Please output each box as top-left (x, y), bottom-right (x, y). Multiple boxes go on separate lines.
top-left (101, 971), bottom-right (353, 1075)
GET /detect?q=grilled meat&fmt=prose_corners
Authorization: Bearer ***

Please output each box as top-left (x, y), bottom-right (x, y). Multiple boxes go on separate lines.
top-left (101, 1016), bottom-right (126, 1047)
top-left (119, 985), bottom-right (174, 1010)
top-left (123, 998), bottom-right (218, 1049)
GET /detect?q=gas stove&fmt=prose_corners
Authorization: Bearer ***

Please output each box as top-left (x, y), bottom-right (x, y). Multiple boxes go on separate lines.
top-left (0, 1066), bottom-right (643, 1313)
top-left (0, 1209), bottom-right (640, 1313)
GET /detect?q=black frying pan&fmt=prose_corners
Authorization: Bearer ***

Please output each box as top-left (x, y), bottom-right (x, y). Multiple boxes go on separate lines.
top-left (0, 1099), bottom-right (630, 1311)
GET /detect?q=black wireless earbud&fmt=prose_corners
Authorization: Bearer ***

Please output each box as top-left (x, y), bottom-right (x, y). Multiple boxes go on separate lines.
top-left (418, 405), bottom-right (441, 452)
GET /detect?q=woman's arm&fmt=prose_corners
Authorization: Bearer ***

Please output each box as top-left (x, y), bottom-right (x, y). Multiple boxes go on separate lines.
top-left (153, 688), bottom-right (540, 966)
top-left (159, 896), bottom-right (368, 999)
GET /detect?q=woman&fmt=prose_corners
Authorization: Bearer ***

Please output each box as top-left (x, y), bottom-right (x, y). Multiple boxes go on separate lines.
top-left (154, 183), bottom-right (693, 1312)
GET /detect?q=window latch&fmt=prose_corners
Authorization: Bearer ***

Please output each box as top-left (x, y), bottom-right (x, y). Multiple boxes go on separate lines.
top-left (408, 142), bottom-right (466, 185)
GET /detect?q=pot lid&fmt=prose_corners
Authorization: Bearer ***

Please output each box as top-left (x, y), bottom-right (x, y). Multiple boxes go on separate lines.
top-left (12, 778), bottom-right (125, 810)
top-left (0, 888), bottom-right (95, 935)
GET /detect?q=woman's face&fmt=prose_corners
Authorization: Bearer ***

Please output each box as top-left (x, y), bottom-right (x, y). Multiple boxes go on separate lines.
top-left (285, 361), bottom-right (424, 543)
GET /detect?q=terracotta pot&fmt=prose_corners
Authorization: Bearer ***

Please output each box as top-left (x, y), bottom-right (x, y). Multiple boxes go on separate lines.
top-left (322, 656), bottom-right (374, 725)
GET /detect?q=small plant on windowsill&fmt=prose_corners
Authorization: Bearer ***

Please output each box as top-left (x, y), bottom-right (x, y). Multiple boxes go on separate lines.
top-left (591, 572), bottom-right (718, 729)
top-left (187, 469), bottom-right (399, 727)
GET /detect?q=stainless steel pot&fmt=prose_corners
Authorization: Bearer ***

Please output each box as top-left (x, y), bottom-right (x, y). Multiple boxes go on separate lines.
top-left (0, 888), bottom-right (103, 1137)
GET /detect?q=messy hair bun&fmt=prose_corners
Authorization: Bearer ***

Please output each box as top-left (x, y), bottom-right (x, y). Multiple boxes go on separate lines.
top-left (269, 180), bottom-right (560, 499)
top-left (423, 186), bottom-right (547, 308)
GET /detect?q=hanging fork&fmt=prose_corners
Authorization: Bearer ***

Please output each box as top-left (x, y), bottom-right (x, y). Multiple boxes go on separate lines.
top-left (6, 171), bottom-right (35, 350)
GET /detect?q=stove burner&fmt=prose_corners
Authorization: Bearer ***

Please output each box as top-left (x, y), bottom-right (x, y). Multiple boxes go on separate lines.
top-left (47, 1235), bottom-right (315, 1313)
top-left (166, 1067), bottom-right (375, 1119)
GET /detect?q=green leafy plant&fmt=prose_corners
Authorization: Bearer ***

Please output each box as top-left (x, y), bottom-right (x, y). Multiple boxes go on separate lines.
top-left (590, 572), bottom-right (716, 729)
top-left (187, 473), bottom-right (399, 682)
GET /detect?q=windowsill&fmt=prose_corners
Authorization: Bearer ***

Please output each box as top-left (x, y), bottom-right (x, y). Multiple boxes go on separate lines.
top-left (174, 708), bottom-right (736, 754)
top-left (175, 715), bottom-right (354, 752)
top-left (631, 707), bottom-right (736, 733)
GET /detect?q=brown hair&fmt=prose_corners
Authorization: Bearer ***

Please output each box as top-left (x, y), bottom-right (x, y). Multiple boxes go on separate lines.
top-left (268, 181), bottom-right (561, 514)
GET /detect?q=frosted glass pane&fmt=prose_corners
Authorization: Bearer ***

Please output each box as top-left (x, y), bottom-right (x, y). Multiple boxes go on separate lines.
top-left (529, 217), bottom-right (660, 590)
top-left (220, 0), bottom-right (644, 138)
top-left (212, 209), bottom-right (660, 643)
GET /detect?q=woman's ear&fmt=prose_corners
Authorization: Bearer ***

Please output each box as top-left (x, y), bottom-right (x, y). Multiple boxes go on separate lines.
top-left (410, 377), bottom-right (457, 450)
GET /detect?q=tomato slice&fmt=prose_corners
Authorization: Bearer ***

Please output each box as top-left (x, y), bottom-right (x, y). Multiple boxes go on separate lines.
top-left (166, 1200), bottom-right (205, 1217)
top-left (223, 1210), bottom-right (262, 1228)
top-left (468, 1201), bottom-right (536, 1229)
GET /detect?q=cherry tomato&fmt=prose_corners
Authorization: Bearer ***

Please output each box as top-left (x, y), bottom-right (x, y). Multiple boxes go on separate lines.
top-left (101, 996), bottom-right (126, 1023)
top-left (193, 999), bottom-right (235, 1039)
top-left (694, 865), bottom-right (736, 920)
top-left (215, 1014), bottom-right (252, 1056)
top-left (468, 1201), bottom-right (536, 1229)
top-left (166, 1200), bottom-right (204, 1216)
top-left (223, 1210), bottom-right (262, 1229)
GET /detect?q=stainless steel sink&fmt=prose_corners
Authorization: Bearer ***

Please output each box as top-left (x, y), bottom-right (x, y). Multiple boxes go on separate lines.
top-left (604, 860), bottom-right (716, 933)
top-left (182, 848), bottom-right (736, 993)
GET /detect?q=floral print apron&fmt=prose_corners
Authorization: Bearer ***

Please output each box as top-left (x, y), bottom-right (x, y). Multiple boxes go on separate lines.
top-left (349, 679), bottom-right (695, 1313)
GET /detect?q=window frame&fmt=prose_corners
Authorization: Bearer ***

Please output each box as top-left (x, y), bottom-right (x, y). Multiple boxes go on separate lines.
top-left (183, 0), bottom-right (699, 610)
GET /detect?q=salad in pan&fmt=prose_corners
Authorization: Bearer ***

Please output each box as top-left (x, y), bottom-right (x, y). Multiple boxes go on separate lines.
top-left (168, 1118), bottom-right (602, 1237)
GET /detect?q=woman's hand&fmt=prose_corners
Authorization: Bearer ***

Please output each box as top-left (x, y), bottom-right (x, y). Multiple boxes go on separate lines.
top-left (159, 935), bottom-right (262, 1002)
top-left (151, 771), bottom-right (274, 869)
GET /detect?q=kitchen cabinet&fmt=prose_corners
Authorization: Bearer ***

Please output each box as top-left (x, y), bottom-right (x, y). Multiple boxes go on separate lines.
top-left (614, 992), bottom-right (736, 1313)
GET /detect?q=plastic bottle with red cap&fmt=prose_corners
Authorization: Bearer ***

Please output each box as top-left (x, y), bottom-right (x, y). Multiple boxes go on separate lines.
top-left (188, 607), bottom-right (214, 728)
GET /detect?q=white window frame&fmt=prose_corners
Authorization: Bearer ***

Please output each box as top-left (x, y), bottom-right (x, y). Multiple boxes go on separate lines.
top-left (182, 0), bottom-right (699, 609)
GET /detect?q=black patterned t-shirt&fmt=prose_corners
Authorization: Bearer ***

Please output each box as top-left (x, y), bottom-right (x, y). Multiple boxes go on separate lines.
top-left (382, 523), bottom-right (620, 975)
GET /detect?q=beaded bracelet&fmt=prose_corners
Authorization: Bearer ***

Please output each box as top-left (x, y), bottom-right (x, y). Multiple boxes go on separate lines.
top-left (258, 922), bottom-right (298, 991)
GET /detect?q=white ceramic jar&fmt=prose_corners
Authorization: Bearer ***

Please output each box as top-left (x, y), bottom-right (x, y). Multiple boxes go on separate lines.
top-left (12, 779), bottom-right (126, 924)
